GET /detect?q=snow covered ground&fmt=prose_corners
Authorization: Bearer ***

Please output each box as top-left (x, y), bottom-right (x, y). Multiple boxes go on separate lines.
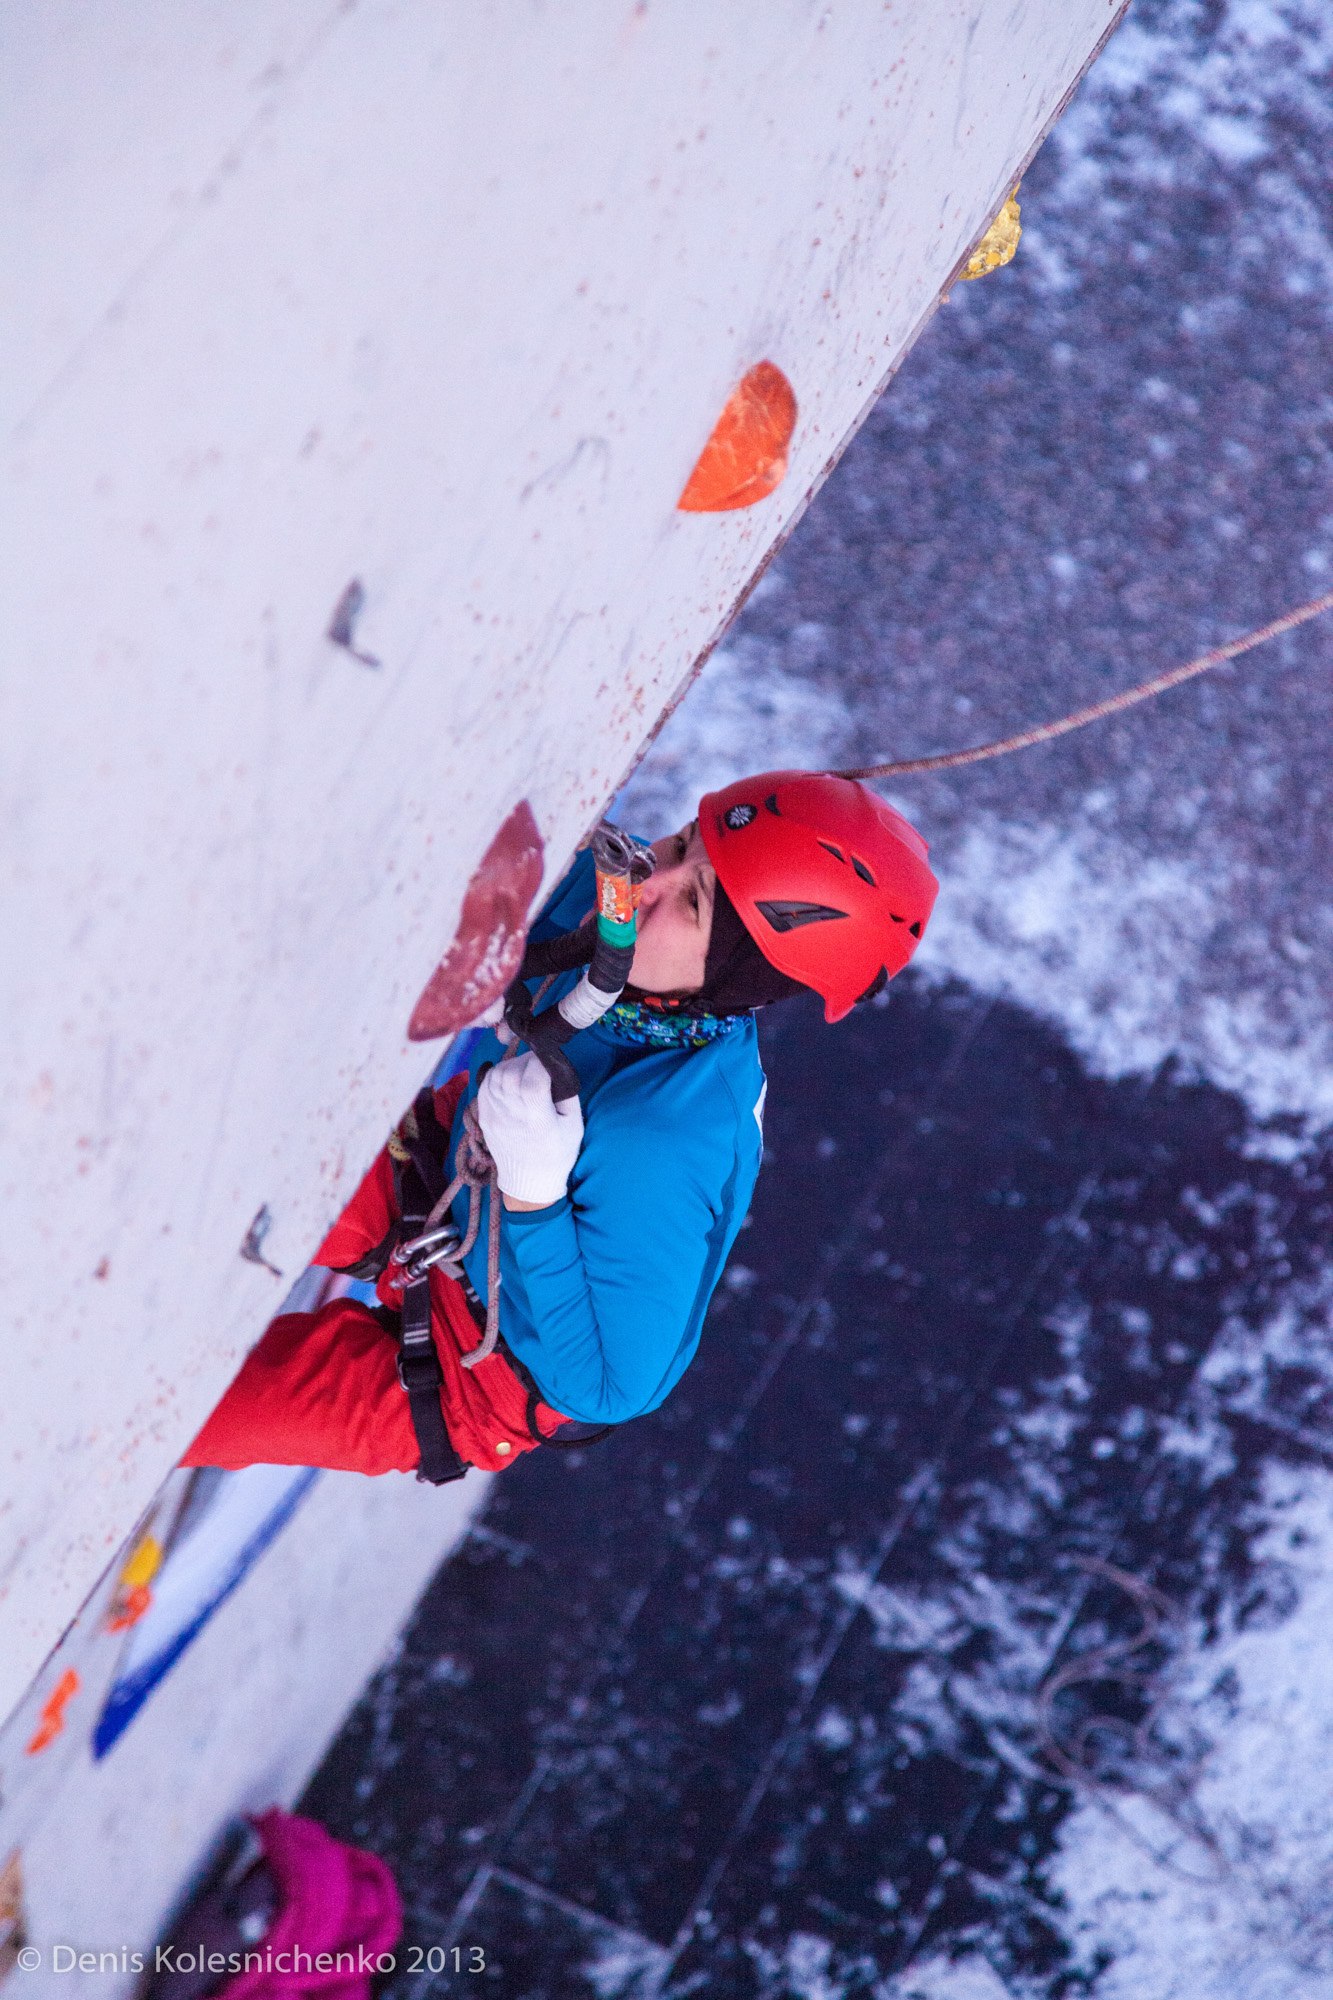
top-left (872, 1260), bottom-right (1333, 2000)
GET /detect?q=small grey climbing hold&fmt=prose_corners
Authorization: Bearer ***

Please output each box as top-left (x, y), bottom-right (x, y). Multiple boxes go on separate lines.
top-left (240, 1203), bottom-right (283, 1278)
top-left (327, 578), bottom-right (382, 668)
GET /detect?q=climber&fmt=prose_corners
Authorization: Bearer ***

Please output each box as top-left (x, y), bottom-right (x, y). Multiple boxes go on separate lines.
top-left (182, 770), bottom-right (938, 1482)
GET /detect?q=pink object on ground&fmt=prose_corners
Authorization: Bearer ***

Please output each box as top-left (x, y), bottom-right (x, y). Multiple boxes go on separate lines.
top-left (224, 1810), bottom-right (402, 2000)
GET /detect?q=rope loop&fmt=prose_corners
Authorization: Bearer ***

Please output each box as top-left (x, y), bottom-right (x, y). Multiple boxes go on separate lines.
top-left (434, 984), bottom-right (558, 1370)
top-left (446, 1099), bottom-right (504, 1369)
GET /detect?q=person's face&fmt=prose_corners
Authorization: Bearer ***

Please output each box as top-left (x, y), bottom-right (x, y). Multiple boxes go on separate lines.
top-left (629, 819), bottom-right (716, 995)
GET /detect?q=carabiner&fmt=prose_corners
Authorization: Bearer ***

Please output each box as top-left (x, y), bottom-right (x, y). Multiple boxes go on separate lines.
top-left (392, 1219), bottom-right (464, 1282)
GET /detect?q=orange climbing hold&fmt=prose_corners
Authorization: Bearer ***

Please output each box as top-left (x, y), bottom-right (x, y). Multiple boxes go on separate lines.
top-left (25, 1668), bottom-right (80, 1755)
top-left (678, 362), bottom-right (797, 513)
top-left (105, 1530), bottom-right (165, 1631)
top-left (106, 1585), bottom-right (153, 1633)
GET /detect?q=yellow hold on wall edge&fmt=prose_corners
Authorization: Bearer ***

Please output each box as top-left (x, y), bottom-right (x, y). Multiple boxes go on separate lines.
top-left (961, 188), bottom-right (1022, 279)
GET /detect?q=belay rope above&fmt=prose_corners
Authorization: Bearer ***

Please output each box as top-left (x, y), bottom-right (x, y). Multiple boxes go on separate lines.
top-left (837, 587), bottom-right (1333, 783)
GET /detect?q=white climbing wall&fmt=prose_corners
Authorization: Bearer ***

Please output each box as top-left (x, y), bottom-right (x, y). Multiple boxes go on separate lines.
top-left (1, 0), bottom-right (1125, 1725)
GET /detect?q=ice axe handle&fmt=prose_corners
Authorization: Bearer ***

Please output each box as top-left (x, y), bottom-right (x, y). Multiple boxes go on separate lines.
top-left (501, 823), bottom-right (656, 1102)
top-left (502, 982), bottom-right (582, 1103)
top-left (588, 822), bottom-right (654, 996)
top-left (590, 822), bottom-right (655, 935)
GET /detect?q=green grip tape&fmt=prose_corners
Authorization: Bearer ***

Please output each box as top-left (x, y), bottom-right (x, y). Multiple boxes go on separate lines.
top-left (597, 913), bottom-right (637, 948)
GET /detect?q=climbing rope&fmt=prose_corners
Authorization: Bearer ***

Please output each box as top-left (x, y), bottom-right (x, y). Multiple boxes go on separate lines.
top-left (399, 973), bottom-right (563, 1370)
top-left (1036, 1557), bottom-right (1229, 1886)
top-left (418, 1095), bottom-right (505, 1368)
top-left (838, 587), bottom-right (1333, 782)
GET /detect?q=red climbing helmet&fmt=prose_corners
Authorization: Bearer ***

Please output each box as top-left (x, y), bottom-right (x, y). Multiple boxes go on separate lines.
top-left (698, 770), bottom-right (939, 1023)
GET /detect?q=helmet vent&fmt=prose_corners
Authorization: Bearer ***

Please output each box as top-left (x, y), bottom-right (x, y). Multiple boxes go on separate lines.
top-left (765, 793), bottom-right (781, 816)
top-left (909, 920), bottom-right (922, 938)
top-left (756, 899), bottom-right (849, 934)
top-left (852, 857), bottom-right (875, 885)
top-left (817, 840), bottom-right (846, 863)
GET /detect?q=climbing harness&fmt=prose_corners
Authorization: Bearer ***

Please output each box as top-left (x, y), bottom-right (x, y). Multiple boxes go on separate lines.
top-left (337, 1078), bottom-right (558, 1481)
top-left (377, 1085), bottom-right (470, 1484)
top-left (391, 1093), bottom-right (505, 1371)
top-left (838, 588), bottom-right (1333, 782)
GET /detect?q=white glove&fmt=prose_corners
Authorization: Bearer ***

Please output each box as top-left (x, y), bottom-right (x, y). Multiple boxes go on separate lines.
top-left (475, 1051), bottom-right (584, 1206)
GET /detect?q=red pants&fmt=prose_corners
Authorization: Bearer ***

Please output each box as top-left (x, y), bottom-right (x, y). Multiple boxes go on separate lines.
top-left (183, 1076), bottom-right (566, 1476)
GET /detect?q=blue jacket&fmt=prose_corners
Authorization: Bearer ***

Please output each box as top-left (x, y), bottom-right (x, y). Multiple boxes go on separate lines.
top-left (445, 851), bottom-right (766, 1425)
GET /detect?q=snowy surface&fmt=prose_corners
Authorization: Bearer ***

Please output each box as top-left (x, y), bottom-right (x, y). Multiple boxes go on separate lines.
top-left (1049, 1474), bottom-right (1333, 2000)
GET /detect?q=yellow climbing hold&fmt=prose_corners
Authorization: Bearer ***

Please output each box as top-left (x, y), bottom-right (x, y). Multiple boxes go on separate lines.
top-left (960, 188), bottom-right (1021, 280)
top-left (119, 1534), bottom-right (163, 1591)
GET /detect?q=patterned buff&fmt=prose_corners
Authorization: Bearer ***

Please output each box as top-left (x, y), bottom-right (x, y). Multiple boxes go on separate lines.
top-left (599, 998), bottom-right (743, 1051)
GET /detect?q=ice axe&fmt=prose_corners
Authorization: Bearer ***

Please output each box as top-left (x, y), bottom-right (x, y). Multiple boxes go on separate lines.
top-left (501, 822), bottom-right (656, 1100)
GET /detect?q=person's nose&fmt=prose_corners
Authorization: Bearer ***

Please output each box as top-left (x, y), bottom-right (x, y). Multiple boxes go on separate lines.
top-left (637, 854), bottom-right (679, 914)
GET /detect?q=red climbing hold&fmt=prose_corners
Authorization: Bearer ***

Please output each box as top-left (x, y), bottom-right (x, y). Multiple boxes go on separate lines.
top-left (678, 361), bottom-right (798, 513)
top-left (408, 800), bottom-right (545, 1041)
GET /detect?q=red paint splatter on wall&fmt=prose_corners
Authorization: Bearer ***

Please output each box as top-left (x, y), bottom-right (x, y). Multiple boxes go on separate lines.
top-left (408, 800), bottom-right (545, 1041)
top-left (677, 362), bottom-right (797, 512)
